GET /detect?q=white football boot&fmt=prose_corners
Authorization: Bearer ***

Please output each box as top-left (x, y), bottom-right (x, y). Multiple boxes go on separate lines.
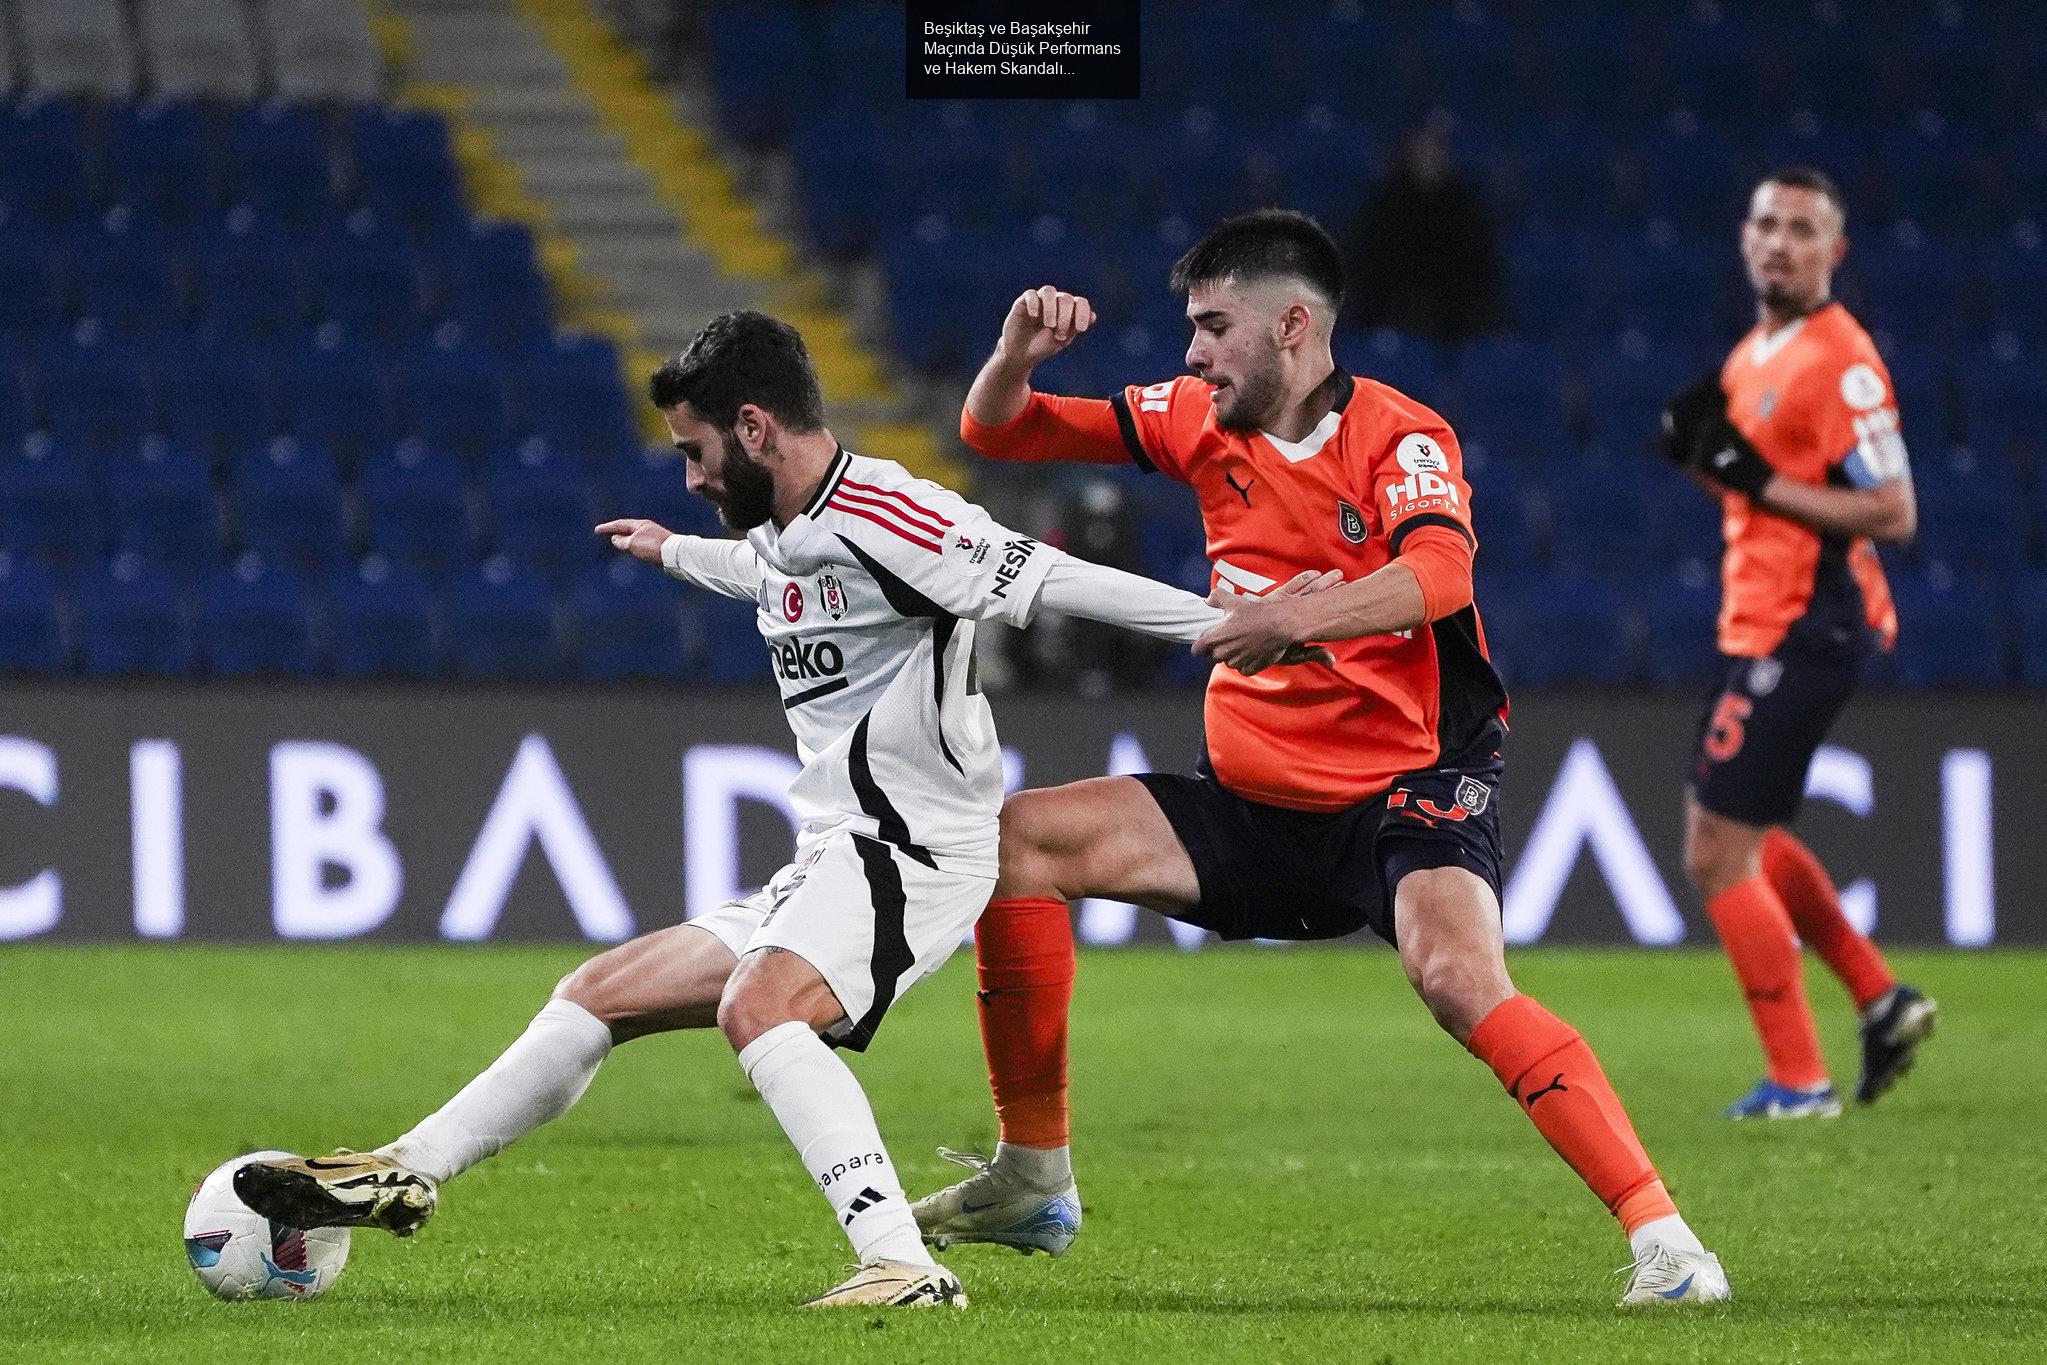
top-left (911, 1148), bottom-right (1080, 1256)
top-left (233, 1149), bottom-right (439, 1237)
top-left (1617, 1242), bottom-right (1732, 1306)
top-left (801, 1259), bottom-right (967, 1308)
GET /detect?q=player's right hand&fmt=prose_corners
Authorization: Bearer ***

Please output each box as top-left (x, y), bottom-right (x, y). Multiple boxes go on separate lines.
top-left (595, 517), bottom-right (675, 566)
top-left (998, 285), bottom-right (1095, 368)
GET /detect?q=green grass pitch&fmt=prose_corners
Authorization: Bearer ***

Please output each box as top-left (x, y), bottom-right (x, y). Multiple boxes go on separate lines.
top-left (3, 945), bottom-right (2041, 1363)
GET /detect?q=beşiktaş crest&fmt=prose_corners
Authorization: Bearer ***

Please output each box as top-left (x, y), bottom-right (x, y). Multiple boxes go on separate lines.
top-left (817, 571), bottom-right (848, 620)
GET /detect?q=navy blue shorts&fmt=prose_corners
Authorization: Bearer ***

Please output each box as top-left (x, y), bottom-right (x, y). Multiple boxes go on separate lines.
top-left (1132, 723), bottom-right (1506, 948)
top-left (1690, 646), bottom-right (1865, 827)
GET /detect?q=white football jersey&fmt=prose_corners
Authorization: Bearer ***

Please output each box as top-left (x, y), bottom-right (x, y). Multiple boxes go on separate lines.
top-left (661, 447), bottom-right (1057, 875)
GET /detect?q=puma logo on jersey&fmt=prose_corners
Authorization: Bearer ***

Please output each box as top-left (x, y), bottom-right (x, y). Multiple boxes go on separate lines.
top-left (1224, 471), bottom-right (1256, 505)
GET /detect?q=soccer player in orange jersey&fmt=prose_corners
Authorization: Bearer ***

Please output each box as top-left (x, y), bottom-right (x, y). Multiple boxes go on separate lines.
top-left (1659, 169), bottom-right (1937, 1120)
top-left (911, 210), bottom-right (1728, 1305)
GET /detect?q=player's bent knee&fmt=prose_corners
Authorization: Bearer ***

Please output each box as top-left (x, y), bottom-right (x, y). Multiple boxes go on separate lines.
top-left (716, 948), bottom-right (845, 1053)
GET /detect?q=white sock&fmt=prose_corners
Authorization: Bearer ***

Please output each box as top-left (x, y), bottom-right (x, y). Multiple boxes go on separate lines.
top-left (994, 1140), bottom-right (1073, 1192)
top-left (1629, 1213), bottom-right (1707, 1259)
top-left (738, 1021), bottom-right (933, 1267)
top-left (377, 998), bottom-right (613, 1183)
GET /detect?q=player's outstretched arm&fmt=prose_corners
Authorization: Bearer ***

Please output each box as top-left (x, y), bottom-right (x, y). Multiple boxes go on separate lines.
top-left (595, 517), bottom-right (764, 600)
top-left (960, 287), bottom-right (1131, 465)
top-left (1034, 556), bottom-right (1337, 655)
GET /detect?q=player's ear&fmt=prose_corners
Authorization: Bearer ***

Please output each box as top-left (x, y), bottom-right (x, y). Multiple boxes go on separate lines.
top-left (1276, 300), bottom-right (1311, 349)
top-left (734, 402), bottom-right (773, 459)
top-left (1830, 233), bottom-right (1848, 271)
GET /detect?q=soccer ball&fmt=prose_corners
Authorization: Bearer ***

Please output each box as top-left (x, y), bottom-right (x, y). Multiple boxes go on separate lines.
top-left (183, 1152), bottom-right (350, 1301)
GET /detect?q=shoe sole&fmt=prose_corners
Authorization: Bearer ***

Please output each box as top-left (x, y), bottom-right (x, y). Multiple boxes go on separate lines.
top-left (1858, 999), bottom-right (1938, 1104)
top-left (233, 1163), bottom-right (432, 1237)
top-left (926, 1230), bottom-right (1072, 1256)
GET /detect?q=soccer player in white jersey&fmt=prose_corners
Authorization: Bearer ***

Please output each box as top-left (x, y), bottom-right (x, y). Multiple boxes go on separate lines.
top-left (234, 311), bottom-right (1316, 1309)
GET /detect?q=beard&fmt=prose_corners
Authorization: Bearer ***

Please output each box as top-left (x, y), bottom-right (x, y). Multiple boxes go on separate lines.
top-left (1213, 361), bottom-right (1284, 431)
top-left (710, 431), bottom-right (778, 530)
top-left (1756, 278), bottom-right (1817, 316)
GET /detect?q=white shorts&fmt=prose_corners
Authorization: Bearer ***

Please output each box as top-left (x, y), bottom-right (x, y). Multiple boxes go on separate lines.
top-left (688, 830), bottom-right (994, 1051)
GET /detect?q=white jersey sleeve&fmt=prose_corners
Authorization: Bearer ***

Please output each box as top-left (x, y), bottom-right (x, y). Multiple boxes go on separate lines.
top-left (813, 465), bottom-right (1056, 626)
top-left (659, 534), bottom-right (765, 601)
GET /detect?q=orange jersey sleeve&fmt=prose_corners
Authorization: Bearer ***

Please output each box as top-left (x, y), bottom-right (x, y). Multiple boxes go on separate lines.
top-left (1396, 524), bottom-right (1476, 622)
top-left (1360, 425), bottom-right (1478, 557)
top-left (1112, 375), bottom-right (1213, 482)
top-left (959, 391), bottom-right (1131, 465)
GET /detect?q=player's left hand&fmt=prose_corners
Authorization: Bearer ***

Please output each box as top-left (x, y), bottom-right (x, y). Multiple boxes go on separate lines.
top-left (1195, 571), bottom-right (1340, 676)
top-left (1691, 427), bottom-right (1777, 499)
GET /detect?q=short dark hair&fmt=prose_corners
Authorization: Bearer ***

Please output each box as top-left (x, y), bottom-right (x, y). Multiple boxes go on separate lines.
top-left (1168, 209), bottom-right (1345, 310)
top-left (1757, 166), bottom-right (1846, 221)
top-left (647, 310), bottom-right (826, 432)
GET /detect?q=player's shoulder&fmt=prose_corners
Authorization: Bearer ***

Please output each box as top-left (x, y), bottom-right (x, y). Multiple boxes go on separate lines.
top-left (1797, 305), bottom-right (1893, 406)
top-left (1809, 301), bottom-right (1884, 360)
top-left (1343, 374), bottom-right (1458, 450)
top-left (1124, 373), bottom-right (1215, 417)
top-left (809, 449), bottom-right (967, 552)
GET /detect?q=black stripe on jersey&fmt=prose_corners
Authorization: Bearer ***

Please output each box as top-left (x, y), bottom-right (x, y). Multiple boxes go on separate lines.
top-left (1431, 605), bottom-right (1510, 759)
top-left (782, 676), bottom-right (851, 709)
top-left (1109, 390), bottom-right (1155, 473)
top-left (1390, 511), bottom-right (1475, 554)
top-left (839, 832), bottom-right (913, 1052)
top-left (836, 536), bottom-right (945, 617)
top-left (849, 714), bottom-right (938, 868)
top-left (929, 615), bottom-right (964, 775)
top-left (799, 445), bottom-right (852, 520)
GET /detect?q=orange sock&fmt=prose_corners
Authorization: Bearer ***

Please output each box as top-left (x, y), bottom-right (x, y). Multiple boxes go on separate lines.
top-left (1466, 995), bottom-right (1678, 1236)
top-left (974, 896), bottom-right (1074, 1149)
top-left (1762, 829), bottom-right (1896, 1011)
top-left (1705, 875), bottom-right (1829, 1089)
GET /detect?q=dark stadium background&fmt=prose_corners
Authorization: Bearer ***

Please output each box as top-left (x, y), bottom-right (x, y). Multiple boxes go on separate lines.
top-left (0, 0), bottom-right (2040, 947)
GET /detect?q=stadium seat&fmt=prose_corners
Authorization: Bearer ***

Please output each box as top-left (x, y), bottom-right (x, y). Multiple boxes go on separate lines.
top-left (135, 0), bottom-right (263, 101)
top-left (38, 323), bottom-right (155, 455)
top-left (196, 214), bottom-right (313, 336)
top-left (360, 440), bottom-right (473, 568)
top-left (281, 327), bottom-right (394, 457)
top-left (230, 438), bottom-right (348, 570)
top-left (1886, 566), bottom-right (2009, 686)
top-left (1642, 559), bottom-right (1723, 689)
top-left (573, 557), bottom-right (692, 681)
top-left (106, 437), bottom-right (222, 568)
top-left (2017, 571), bottom-right (2047, 686)
top-left (0, 551), bottom-right (66, 672)
top-left (1909, 452), bottom-right (2030, 575)
top-left (398, 329), bottom-right (512, 457)
top-left (0, 440), bottom-right (99, 564)
top-left (156, 335), bottom-right (281, 454)
top-left (314, 214), bottom-right (424, 340)
top-left (223, 103), bottom-right (341, 224)
top-left (701, 591), bottom-right (767, 683)
top-left (348, 106), bottom-right (466, 233)
top-left (522, 333), bottom-right (639, 458)
top-left (103, 100), bottom-right (219, 219)
top-left (78, 553), bottom-right (192, 675)
top-left (486, 440), bottom-right (600, 570)
top-left (200, 554), bottom-right (316, 676)
top-left (327, 555), bottom-right (440, 678)
top-left (444, 554), bottom-right (562, 679)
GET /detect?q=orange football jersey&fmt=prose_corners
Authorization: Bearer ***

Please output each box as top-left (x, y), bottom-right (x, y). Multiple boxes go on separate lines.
top-left (1716, 302), bottom-right (1904, 658)
top-left (1110, 372), bottom-right (1508, 811)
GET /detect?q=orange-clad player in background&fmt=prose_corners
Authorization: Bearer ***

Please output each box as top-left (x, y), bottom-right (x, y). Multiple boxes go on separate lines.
top-left (911, 211), bottom-right (1728, 1306)
top-left (1660, 169), bottom-right (1937, 1120)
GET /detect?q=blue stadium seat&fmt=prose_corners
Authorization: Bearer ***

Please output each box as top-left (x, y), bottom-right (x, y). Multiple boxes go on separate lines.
top-left (700, 590), bottom-right (766, 683)
top-left (0, 99), bottom-right (92, 219)
top-left (2017, 571), bottom-right (2047, 686)
top-left (106, 437), bottom-right (221, 568)
top-left (1483, 572), bottom-right (1637, 687)
top-left (1910, 452), bottom-right (2029, 575)
top-left (281, 327), bottom-right (394, 456)
top-left (1886, 566), bottom-right (2009, 686)
top-left (0, 440), bottom-right (98, 564)
top-left (1642, 559), bottom-right (1723, 689)
top-left (156, 335), bottom-right (280, 453)
top-left (38, 323), bottom-right (154, 454)
top-left (200, 554), bottom-right (315, 676)
top-left (445, 554), bottom-right (561, 679)
top-left (486, 439), bottom-right (599, 569)
top-left (224, 103), bottom-right (339, 224)
top-left (360, 439), bottom-right (472, 567)
top-left (0, 233), bottom-right (66, 330)
top-left (327, 555), bottom-right (440, 678)
top-left (522, 332), bottom-right (638, 457)
top-left (75, 219), bottom-right (186, 339)
top-left (313, 213), bottom-right (422, 340)
top-left (1583, 331), bottom-right (1696, 452)
top-left (398, 329), bottom-right (511, 457)
top-left (79, 553), bottom-right (192, 676)
top-left (196, 220), bottom-right (310, 336)
top-left (573, 556), bottom-right (691, 681)
top-left (104, 101), bottom-right (218, 219)
top-left (230, 438), bottom-right (347, 569)
top-left (0, 551), bottom-right (66, 672)
top-left (602, 446), bottom-right (723, 538)
top-left (440, 220), bottom-right (553, 346)
top-left (1957, 333), bottom-right (2043, 464)
top-left (1543, 458), bottom-right (1656, 571)
top-left (1453, 336), bottom-right (1570, 458)
top-left (347, 106), bottom-right (465, 232)
top-left (1338, 329), bottom-right (1446, 408)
